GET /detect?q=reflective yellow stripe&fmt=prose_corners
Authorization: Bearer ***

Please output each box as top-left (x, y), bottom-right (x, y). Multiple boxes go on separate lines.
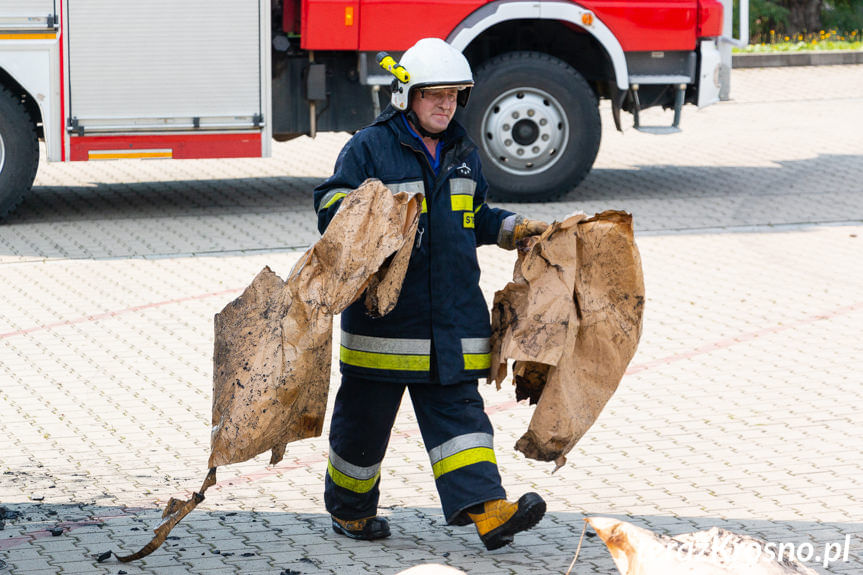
top-left (322, 192), bottom-right (347, 210)
top-left (450, 195), bottom-right (473, 211)
top-left (340, 346), bottom-right (430, 371)
top-left (0, 33), bottom-right (57, 40)
top-left (464, 353), bottom-right (490, 370)
top-left (88, 150), bottom-right (172, 160)
top-left (421, 197), bottom-right (428, 213)
top-left (474, 201), bottom-right (484, 213)
top-left (432, 447), bottom-right (497, 479)
top-left (327, 461), bottom-right (380, 493)
top-left (429, 433), bottom-right (493, 462)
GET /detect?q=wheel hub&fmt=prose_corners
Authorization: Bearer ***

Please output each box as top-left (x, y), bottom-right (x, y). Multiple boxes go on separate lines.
top-left (0, 132), bottom-right (5, 174)
top-left (481, 88), bottom-right (568, 175)
top-left (512, 119), bottom-right (539, 146)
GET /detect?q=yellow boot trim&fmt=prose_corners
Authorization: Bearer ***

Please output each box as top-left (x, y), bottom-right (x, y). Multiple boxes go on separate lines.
top-left (333, 515), bottom-right (375, 532)
top-left (467, 499), bottom-right (518, 537)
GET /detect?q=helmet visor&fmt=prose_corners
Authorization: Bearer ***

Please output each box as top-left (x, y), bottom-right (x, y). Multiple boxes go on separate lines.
top-left (412, 81), bottom-right (474, 91)
top-left (411, 82), bottom-right (474, 108)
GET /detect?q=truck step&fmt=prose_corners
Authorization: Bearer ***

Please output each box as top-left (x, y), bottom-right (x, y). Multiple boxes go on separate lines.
top-left (630, 82), bottom-right (686, 135)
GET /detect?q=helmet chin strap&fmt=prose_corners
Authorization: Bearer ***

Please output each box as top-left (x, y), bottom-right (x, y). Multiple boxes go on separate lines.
top-left (406, 109), bottom-right (446, 139)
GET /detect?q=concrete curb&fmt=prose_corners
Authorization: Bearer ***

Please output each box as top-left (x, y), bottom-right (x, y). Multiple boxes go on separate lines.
top-left (733, 50), bottom-right (863, 68)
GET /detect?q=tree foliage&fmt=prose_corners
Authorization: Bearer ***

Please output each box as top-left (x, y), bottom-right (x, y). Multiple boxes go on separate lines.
top-left (748, 0), bottom-right (863, 37)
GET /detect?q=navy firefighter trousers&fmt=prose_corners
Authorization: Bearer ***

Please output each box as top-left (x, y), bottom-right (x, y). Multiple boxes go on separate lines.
top-left (324, 375), bottom-right (506, 524)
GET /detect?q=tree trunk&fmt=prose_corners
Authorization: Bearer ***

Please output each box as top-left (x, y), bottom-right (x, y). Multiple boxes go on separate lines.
top-left (804, 0), bottom-right (822, 31)
top-left (783, 0), bottom-right (823, 34)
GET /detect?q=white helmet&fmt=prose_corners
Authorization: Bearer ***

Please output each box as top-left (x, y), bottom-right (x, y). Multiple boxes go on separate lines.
top-left (391, 38), bottom-right (474, 111)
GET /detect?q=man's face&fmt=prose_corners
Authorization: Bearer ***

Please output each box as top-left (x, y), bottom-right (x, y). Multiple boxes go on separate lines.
top-left (410, 87), bottom-right (459, 134)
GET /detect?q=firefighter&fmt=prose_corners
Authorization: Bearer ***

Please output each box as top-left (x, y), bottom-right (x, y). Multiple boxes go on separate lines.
top-left (313, 37), bottom-right (549, 551)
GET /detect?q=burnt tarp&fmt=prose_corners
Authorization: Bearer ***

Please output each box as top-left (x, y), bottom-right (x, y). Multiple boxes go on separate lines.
top-left (489, 211), bottom-right (645, 469)
top-left (114, 179), bottom-right (421, 561)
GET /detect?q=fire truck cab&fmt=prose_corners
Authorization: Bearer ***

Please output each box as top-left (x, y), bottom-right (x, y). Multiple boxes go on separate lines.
top-left (0, 0), bottom-right (748, 218)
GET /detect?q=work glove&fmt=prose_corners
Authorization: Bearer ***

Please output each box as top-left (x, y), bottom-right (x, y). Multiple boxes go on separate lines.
top-left (513, 218), bottom-right (549, 242)
top-left (498, 215), bottom-right (550, 250)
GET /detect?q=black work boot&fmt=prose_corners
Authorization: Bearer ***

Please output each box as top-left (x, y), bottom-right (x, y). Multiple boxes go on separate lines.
top-left (467, 493), bottom-right (546, 550)
top-left (331, 515), bottom-right (391, 540)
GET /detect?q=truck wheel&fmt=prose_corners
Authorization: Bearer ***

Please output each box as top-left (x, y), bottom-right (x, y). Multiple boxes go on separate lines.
top-left (463, 52), bottom-right (601, 202)
top-left (0, 87), bottom-right (39, 219)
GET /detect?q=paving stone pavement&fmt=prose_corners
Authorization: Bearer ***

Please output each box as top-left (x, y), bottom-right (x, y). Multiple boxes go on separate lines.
top-left (1, 65), bottom-right (862, 574)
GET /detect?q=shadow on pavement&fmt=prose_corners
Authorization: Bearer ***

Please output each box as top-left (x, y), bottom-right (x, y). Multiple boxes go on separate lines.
top-left (10, 176), bottom-right (322, 224)
top-left (10, 153), bottom-right (863, 225)
top-left (577, 153), bottom-right (863, 202)
top-left (0, 502), bottom-right (859, 574)
top-left (1, 154), bottom-right (861, 260)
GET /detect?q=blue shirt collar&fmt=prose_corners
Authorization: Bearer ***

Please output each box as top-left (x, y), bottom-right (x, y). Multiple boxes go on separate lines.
top-left (401, 113), bottom-right (443, 174)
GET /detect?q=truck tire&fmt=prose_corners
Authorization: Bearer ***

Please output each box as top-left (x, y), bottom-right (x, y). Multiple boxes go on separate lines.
top-left (0, 87), bottom-right (39, 220)
top-left (463, 52), bottom-right (601, 202)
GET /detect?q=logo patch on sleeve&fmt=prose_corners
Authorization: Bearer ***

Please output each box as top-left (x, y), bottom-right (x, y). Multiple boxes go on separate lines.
top-left (463, 212), bottom-right (475, 228)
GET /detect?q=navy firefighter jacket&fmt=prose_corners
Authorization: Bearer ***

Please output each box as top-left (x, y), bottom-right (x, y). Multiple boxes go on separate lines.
top-left (313, 105), bottom-right (516, 386)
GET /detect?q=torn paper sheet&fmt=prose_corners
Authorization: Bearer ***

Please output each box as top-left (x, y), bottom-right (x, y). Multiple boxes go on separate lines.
top-left (115, 179), bottom-right (421, 561)
top-left (489, 211), bottom-right (644, 468)
top-left (114, 468), bottom-right (217, 562)
top-left (586, 517), bottom-right (819, 575)
top-left (209, 178), bottom-right (421, 468)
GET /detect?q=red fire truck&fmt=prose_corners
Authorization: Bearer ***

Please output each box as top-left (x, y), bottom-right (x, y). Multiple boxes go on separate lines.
top-left (0, 0), bottom-right (748, 218)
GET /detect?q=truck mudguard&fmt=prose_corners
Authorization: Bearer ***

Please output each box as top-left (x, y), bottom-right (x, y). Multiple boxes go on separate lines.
top-left (447, 0), bottom-right (629, 90)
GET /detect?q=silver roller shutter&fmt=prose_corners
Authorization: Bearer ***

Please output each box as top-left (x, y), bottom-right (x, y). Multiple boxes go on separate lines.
top-left (67, 0), bottom-right (262, 133)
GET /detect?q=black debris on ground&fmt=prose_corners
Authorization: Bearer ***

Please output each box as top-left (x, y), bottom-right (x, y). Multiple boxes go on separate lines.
top-left (96, 551), bottom-right (112, 562)
top-left (0, 506), bottom-right (22, 521)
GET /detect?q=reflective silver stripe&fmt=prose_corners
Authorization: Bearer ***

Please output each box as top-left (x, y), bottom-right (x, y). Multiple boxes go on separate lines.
top-left (318, 188), bottom-right (351, 212)
top-left (461, 337), bottom-right (490, 354)
top-left (329, 448), bottom-right (381, 480)
top-left (428, 432), bottom-right (495, 465)
top-left (450, 177), bottom-right (476, 197)
top-left (387, 180), bottom-right (425, 196)
top-left (341, 331), bottom-right (431, 355)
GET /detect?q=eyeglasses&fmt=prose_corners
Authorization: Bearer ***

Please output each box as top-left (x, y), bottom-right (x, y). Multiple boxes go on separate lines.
top-left (419, 88), bottom-right (458, 105)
